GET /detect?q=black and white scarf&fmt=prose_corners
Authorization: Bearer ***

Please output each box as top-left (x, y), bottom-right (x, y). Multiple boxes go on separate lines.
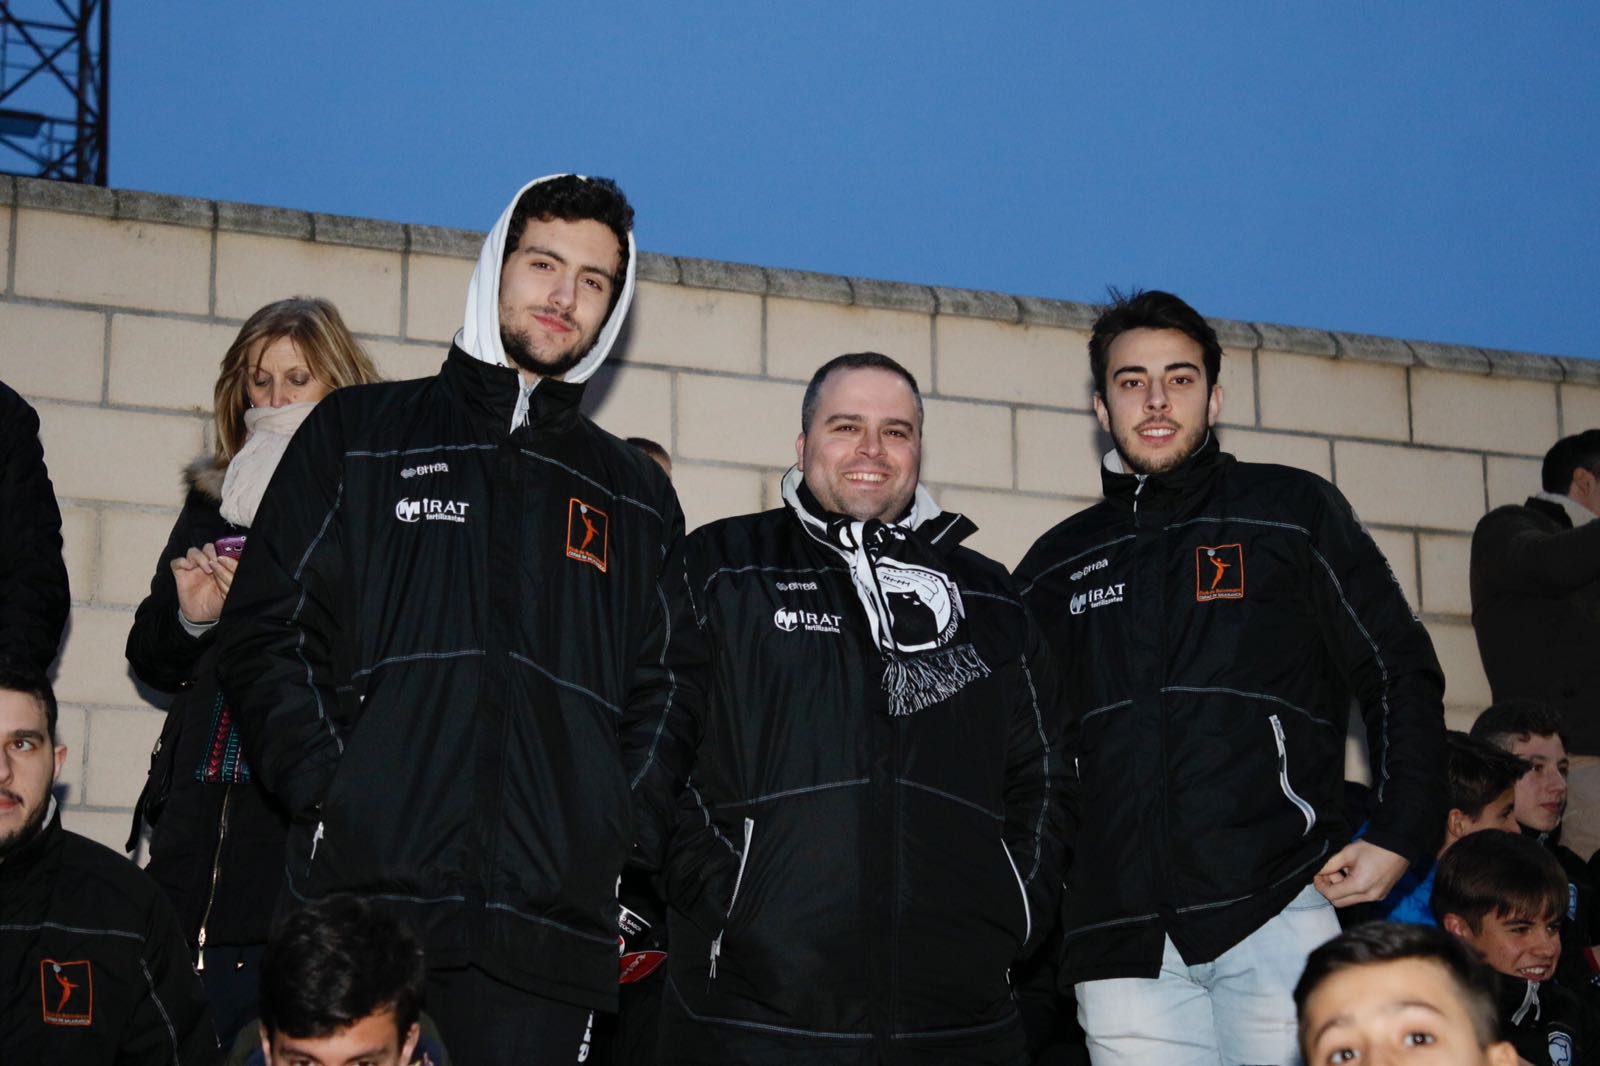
top-left (781, 467), bottom-right (990, 717)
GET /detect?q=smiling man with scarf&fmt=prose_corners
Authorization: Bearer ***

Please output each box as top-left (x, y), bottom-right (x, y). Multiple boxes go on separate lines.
top-left (642, 352), bottom-right (1067, 1064)
top-left (217, 175), bottom-right (687, 1065)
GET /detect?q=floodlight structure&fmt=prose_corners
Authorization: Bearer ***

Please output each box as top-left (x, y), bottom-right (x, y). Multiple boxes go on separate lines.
top-left (0, 1), bottom-right (108, 184)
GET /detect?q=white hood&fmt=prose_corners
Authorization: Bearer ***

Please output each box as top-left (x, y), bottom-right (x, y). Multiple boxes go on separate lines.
top-left (456, 173), bottom-right (638, 414)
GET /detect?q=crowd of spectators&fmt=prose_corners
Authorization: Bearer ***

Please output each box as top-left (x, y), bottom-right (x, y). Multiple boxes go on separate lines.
top-left (2, 174), bottom-right (1597, 1066)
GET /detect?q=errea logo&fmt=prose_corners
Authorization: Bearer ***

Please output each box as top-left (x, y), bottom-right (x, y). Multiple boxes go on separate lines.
top-left (774, 606), bottom-right (842, 634)
top-left (1070, 558), bottom-right (1109, 582)
top-left (394, 498), bottom-right (470, 524)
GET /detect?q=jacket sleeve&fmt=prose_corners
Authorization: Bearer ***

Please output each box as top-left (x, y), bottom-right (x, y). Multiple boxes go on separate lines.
top-left (1013, 543), bottom-right (1081, 856)
top-left (0, 385), bottom-right (69, 674)
top-left (215, 401), bottom-right (349, 823)
top-left (1308, 478), bottom-right (1446, 866)
top-left (626, 528), bottom-right (740, 937)
top-left (125, 494), bottom-right (217, 693)
top-left (121, 885), bottom-right (219, 1066)
top-left (621, 482), bottom-right (702, 868)
top-left (1002, 607), bottom-right (1071, 956)
top-left (1472, 505), bottom-right (1600, 596)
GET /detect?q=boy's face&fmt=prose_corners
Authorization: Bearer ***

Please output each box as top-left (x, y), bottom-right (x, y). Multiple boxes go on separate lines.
top-left (1445, 907), bottom-right (1562, 984)
top-left (261, 1010), bottom-right (420, 1066)
top-left (1507, 732), bottom-right (1568, 834)
top-left (1300, 956), bottom-right (1518, 1065)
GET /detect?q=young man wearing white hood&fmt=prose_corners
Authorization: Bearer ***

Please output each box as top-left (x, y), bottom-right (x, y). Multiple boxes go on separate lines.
top-left (218, 175), bottom-right (689, 1064)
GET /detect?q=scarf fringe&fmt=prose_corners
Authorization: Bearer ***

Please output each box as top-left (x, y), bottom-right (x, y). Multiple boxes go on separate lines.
top-left (882, 642), bottom-right (991, 717)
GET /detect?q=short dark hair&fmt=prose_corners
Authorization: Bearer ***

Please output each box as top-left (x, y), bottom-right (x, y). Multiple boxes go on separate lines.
top-left (1447, 730), bottom-right (1530, 818)
top-left (260, 895), bottom-right (427, 1042)
top-left (1470, 699), bottom-right (1567, 750)
top-left (625, 436), bottom-right (670, 467)
top-left (0, 667), bottom-right (57, 744)
top-left (1432, 829), bottom-right (1567, 932)
top-left (1294, 922), bottom-right (1502, 1049)
top-left (800, 352), bottom-right (923, 434)
top-left (1541, 429), bottom-right (1600, 494)
top-left (501, 175), bottom-right (635, 298)
top-left (1087, 289), bottom-right (1223, 397)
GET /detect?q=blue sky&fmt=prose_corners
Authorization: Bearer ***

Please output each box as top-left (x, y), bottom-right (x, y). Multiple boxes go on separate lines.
top-left (97, 3), bottom-right (1599, 358)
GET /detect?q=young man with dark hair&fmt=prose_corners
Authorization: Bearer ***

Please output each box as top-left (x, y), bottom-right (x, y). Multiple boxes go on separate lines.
top-left (1435, 829), bottom-right (1600, 1062)
top-left (247, 895), bottom-right (436, 1066)
top-left (1472, 428), bottom-right (1600, 857)
top-left (219, 175), bottom-right (688, 1063)
top-left (0, 668), bottom-right (218, 1063)
top-left (1295, 922), bottom-right (1519, 1066)
top-left (1377, 731), bottom-right (1526, 925)
top-left (639, 352), bottom-right (1066, 1063)
top-left (1017, 289), bottom-right (1445, 1064)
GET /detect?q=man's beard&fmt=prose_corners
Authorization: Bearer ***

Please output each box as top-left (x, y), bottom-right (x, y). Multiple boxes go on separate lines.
top-left (501, 319), bottom-right (596, 380)
top-left (1111, 418), bottom-right (1209, 476)
top-left (0, 787), bottom-right (51, 858)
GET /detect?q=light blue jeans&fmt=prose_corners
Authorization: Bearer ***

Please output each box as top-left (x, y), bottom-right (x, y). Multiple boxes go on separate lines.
top-left (1074, 883), bottom-right (1340, 1066)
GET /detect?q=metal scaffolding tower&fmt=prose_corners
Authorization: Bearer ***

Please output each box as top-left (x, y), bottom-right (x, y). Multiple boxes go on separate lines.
top-left (0, 0), bottom-right (108, 184)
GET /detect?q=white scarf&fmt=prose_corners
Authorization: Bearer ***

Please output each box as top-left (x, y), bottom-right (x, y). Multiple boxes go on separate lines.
top-left (456, 173), bottom-right (639, 430)
top-left (219, 402), bottom-right (317, 527)
top-left (781, 466), bottom-right (990, 716)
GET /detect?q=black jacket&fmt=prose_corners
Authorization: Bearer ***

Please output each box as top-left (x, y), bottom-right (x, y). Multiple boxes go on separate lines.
top-left (124, 460), bottom-right (289, 955)
top-left (647, 502), bottom-right (1066, 1062)
top-left (1471, 495), bottom-right (1600, 755)
top-left (1015, 436), bottom-right (1446, 983)
top-left (216, 347), bottom-right (684, 1012)
top-left (1500, 974), bottom-right (1600, 1065)
top-left (0, 380), bottom-right (69, 674)
top-left (0, 805), bottom-right (218, 1064)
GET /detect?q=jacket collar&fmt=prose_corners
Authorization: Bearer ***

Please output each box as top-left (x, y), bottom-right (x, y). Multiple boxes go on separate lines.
top-left (1100, 431), bottom-right (1228, 516)
top-left (0, 797), bottom-right (60, 881)
top-left (1526, 493), bottom-right (1578, 530)
top-left (439, 344), bottom-right (586, 439)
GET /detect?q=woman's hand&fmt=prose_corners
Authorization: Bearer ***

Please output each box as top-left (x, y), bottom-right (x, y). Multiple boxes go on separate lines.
top-left (170, 543), bottom-right (235, 624)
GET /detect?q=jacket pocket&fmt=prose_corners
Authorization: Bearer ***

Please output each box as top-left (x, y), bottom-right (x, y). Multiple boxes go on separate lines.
top-left (708, 816), bottom-right (754, 981)
top-left (1269, 714), bottom-right (1317, 836)
top-left (1001, 840), bottom-right (1033, 948)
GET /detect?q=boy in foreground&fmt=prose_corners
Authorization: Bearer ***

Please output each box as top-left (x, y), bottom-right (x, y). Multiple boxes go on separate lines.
top-left (1294, 922), bottom-right (1519, 1065)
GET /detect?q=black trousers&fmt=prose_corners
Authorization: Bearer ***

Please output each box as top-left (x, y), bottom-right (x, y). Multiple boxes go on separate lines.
top-left (426, 965), bottom-right (595, 1066)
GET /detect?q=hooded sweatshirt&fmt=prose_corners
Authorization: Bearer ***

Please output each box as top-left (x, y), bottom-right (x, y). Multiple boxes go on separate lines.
top-left (219, 175), bottom-right (687, 1011)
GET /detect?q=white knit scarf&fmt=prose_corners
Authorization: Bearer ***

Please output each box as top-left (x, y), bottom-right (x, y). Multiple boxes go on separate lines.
top-left (219, 402), bottom-right (316, 527)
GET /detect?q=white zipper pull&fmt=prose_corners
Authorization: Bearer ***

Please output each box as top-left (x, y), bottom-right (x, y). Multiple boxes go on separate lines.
top-left (708, 932), bottom-right (722, 982)
top-left (196, 927), bottom-right (207, 972)
top-left (309, 821), bottom-right (325, 864)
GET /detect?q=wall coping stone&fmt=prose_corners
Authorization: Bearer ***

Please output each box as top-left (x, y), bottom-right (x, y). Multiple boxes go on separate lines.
top-left (636, 252), bottom-right (679, 284)
top-left (1255, 322), bottom-right (1339, 358)
top-left (676, 256), bottom-right (767, 295)
top-left (408, 224), bottom-right (481, 259)
top-left (216, 200), bottom-right (313, 240)
top-left (850, 276), bottom-right (937, 313)
top-left (9, 178), bottom-right (1592, 382)
top-left (1209, 317), bottom-right (1260, 351)
top-left (1410, 341), bottom-right (1491, 376)
top-left (1015, 295), bottom-right (1099, 330)
top-left (1485, 349), bottom-right (1565, 382)
top-left (765, 267), bottom-right (853, 304)
top-left (1559, 358), bottom-right (1600, 387)
top-left (933, 286), bottom-right (1018, 322)
top-left (1334, 331), bottom-right (1415, 367)
top-left (312, 212), bottom-right (408, 252)
top-left (115, 188), bottom-right (213, 228)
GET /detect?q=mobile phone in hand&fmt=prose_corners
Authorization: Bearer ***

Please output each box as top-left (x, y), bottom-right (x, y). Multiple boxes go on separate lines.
top-left (214, 535), bottom-right (247, 559)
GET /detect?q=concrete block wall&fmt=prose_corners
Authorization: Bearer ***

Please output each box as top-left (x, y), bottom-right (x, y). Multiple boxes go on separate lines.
top-left (3, 176), bottom-right (1597, 852)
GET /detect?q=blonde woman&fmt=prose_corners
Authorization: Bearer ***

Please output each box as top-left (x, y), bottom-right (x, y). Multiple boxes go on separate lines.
top-left (125, 297), bottom-right (380, 1044)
